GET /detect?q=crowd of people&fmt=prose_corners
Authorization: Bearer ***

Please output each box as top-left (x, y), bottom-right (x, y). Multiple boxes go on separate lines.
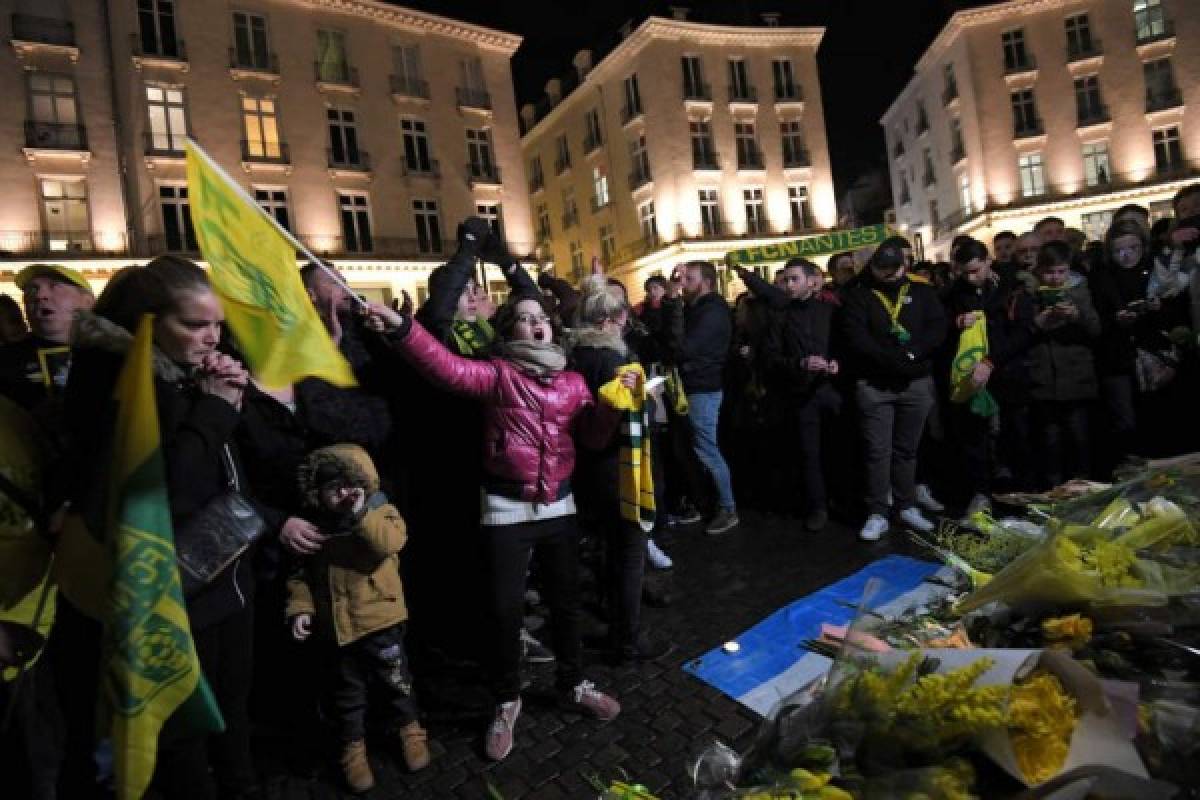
top-left (0, 184), bottom-right (1198, 798)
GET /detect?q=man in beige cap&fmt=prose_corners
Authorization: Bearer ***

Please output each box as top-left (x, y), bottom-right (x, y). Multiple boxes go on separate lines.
top-left (0, 264), bottom-right (94, 410)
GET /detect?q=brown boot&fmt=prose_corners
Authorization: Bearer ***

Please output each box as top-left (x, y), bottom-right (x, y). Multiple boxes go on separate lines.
top-left (394, 721), bottom-right (431, 771)
top-left (340, 739), bottom-right (375, 793)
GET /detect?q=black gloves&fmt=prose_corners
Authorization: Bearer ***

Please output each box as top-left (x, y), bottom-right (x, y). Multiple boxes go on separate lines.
top-left (456, 216), bottom-right (492, 253)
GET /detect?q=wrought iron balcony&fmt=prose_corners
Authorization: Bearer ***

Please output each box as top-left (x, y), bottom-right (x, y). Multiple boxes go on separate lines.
top-left (942, 83), bottom-right (959, 106)
top-left (554, 155), bottom-right (571, 175)
top-left (456, 87), bottom-right (492, 110)
top-left (728, 84), bottom-right (758, 104)
top-left (130, 32), bottom-right (186, 61)
top-left (0, 229), bottom-right (103, 256)
top-left (620, 103), bottom-right (643, 125)
top-left (1076, 103), bottom-right (1110, 127)
top-left (736, 149), bottom-right (764, 170)
top-left (400, 158), bottom-right (440, 178)
top-left (1135, 17), bottom-right (1174, 46)
top-left (1013, 118), bottom-right (1044, 139)
top-left (240, 139), bottom-right (290, 164)
top-left (11, 13), bottom-right (74, 46)
top-left (328, 148), bottom-right (370, 171)
top-left (683, 81), bottom-right (712, 102)
top-left (693, 151), bottom-right (720, 171)
top-left (229, 47), bottom-right (279, 74)
top-left (315, 61), bottom-right (359, 88)
top-left (782, 147), bottom-right (811, 168)
top-left (390, 75), bottom-right (429, 99)
top-left (467, 162), bottom-right (501, 186)
top-left (628, 166), bottom-right (652, 191)
top-left (950, 145), bottom-right (965, 164)
top-left (589, 195), bottom-right (612, 213)
top-left (774, 84), bottom-right (803, 102)
top-left (1066, 37), bottom-right (1102, 61)
top-left (25, 120), bottom-right (87, 151)
top-left (143, 131), bottom-right (185, 157)
top-left (1003, 53), bottom-right (1037, 75)
top-left (1146, 88), bottom-right (1183, 113)
top-left (583, 130), bottom-right (603, 154)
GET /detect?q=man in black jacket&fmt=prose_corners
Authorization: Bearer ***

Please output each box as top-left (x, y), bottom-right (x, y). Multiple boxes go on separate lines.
top-left (675, 261), bottom-right (738, 534)
top-left (840, 236), bottom-right (947, 541)
top-left (736, 259), bottom-right (839, 531)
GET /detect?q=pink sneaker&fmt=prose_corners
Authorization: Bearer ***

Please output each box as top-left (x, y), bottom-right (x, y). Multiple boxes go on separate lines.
top-left (562, 680), bottom-right (620, 721)
top-left (484, 698), bottom-right (521, 761)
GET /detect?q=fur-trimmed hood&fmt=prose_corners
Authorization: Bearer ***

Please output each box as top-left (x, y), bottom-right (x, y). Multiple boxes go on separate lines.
top-left (566, 325), bottom-right (629, 358)
top-left (70, 312), bottom-right (188, 383)
top-left (296, 444), bottom-right (380, 509)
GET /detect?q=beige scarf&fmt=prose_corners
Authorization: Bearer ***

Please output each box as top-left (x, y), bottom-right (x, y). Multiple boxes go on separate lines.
top-left (493, 339), bottom-right (566, 380)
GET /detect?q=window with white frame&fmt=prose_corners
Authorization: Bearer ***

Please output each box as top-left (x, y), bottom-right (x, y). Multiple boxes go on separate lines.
top-left (743, 187), bottom-right (766, 234)
top-left (137, 0), bottom-right (181, 58)
top-left (699, 189), bottom-right (721, 236)
top-left (623, 74), bottom-right (642, 117)
top-left (1143, 58), bottom-right (1177, 107)
top-left (145, 84), bottom-right (187, 152)
top-left (592, 166), bottom-right (609, 209)
top-left (690, 120), bottom-right (717, 168)
top-left (1001, 29), bottom-right (1029, 71)
top-left (958, 174), bottom-right (972, 215)
top-left (535, 202), bottom-right (551, 241)
top-left (242, 95), bottom-right (281, 158)
top-left (401, 118), bottom-right (433, 173)
top-left (734, 122), bottom-right (759, 168)
top-left (413, 198), bottom-right (442, 254)
top-left (338, 192), bottom-right (372, 252)
top-left (1065, 13), bottom-right (1094, 58)
top-left (232, 11), bottom-right (271, 70)
top-left (772, 58), bottom-right (798, 100)
top-left (1082, 142), bottom-right (1110, 186)
top-left (40, 178), bottom-right (90, 250)
top-left (1018, 152), bottom-right (1045, 197)
top-left (599, 223), bottom-right (616, 267)
top-left (681, 55), bottom-right (705, 98)
top-left (781, 120), bottom-right (807, 166)
top-left (254, 188), bottom-right (290, 230)
top-left (728, 58), bottom-right (751, 100)
top-left (1134, 0), bottom-right (1167, 42)
top-left (391, 44), bottom-right (425, 97)
top-left (466, 128), bottom-right (495, 179)
top-left (316, 29), bottom-right (350, 84)
top-left (28, 73), bottom-right (82, 149)
top-left (476, 202), bottom-right (502, 239)
top-left (949, 117), bottom-right (964, 161)
top-left (569, 240), bottom-right (584, 279)
top-left (788, 185), bottom-right (812, 230)
top-left (529, 156), bottom-right (544, 190)
top-left (159, 184), bottom-right (196, 252)
top-left (638, 200), bottom-right (656, 243)
top-left (1010, 89), bottom-right (1039, 135)
top-left (584, 108), bottom-right (603, 151)
top-left (327, 108), bottom-right (360, 166)
top-left (1074, 75), bottom-right (1104, 122)
top-left (1153, 127), bottom-right (1183, 173)
top-left (554, 134), bottom-right (571, 173)
top-left (629, 134), bottom-right (650, 184)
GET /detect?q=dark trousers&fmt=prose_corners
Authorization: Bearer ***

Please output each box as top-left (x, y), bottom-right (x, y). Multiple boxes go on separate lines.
top-left (604, 519), bottom-right (647, 654)
top-left (0, 653), bottom-right (64, 800)
top-left (856, 377), bottom-right (935, 516)
top-left (997, 402), bottom-right (1032, 491)
top-left (154, 605), bottom-right (256, 800)
top-left (330, 624), bottom-right (418, 742)
top-left (790, 384), bottom-right (840, 512)
top-left (1030, 399), bottom-right (1091, 488)
top-left (482, 515), bottom-right (583, 701)
top-left (951, 402), bottom-right (993, 496)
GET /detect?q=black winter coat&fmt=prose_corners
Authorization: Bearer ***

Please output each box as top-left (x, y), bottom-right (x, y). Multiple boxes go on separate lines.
top-left (943, 276), bottom-right (1036, 404)
top-left (568, 333), bottom-right (631, 513)
top-left (738, 269), bottom-right (835, 396)
top-left (680, 292), bottom-right (731, 393)
top-left (838, 275), bottom-right (948, 390)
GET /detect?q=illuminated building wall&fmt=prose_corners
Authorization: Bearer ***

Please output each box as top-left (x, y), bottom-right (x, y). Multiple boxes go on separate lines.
top-left (881, 0), bottom-right (1198, 260)
top-left (519, 14), bottom-right (836, 301)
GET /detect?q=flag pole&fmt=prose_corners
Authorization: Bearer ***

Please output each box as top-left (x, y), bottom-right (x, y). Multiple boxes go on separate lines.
top-left (184, 137), bottom-right (367, 309)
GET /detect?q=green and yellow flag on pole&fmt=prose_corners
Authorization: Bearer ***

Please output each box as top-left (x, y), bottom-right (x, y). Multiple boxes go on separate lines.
top-left (185, 138), bottom-right (355, 389)
top-left (104, 315), bottom-right (224, 800)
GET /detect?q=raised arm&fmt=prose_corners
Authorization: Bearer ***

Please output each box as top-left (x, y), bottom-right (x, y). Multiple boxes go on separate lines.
top-left (373, 308), bottom-right (500, 400)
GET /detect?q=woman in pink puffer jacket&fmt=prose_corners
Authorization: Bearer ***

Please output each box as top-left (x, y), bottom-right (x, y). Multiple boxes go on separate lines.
top-left (366, 292), bottom-right (636, 762)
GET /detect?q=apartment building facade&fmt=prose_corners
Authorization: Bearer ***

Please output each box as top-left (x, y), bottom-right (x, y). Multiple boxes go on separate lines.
top-left (519, 14), bottom-right (836, 300)
top-left (1, 0), bottom-right (531, 303)
top-left (882, 0), bottom-right (1198, 261)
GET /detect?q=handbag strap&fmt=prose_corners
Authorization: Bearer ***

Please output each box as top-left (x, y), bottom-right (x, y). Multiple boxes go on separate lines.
top-left (220, 444), bottom-right (240, 492)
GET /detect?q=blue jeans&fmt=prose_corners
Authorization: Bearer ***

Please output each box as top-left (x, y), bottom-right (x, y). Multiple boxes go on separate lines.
top-left (688, 390), bottom-right (736, 512)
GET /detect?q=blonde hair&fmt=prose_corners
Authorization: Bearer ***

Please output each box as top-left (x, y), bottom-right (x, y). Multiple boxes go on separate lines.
top-left (575, 274), bottom-right (626, 329)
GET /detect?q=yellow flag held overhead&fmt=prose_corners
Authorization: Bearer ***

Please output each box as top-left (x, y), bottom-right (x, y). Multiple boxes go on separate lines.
top-left (105, 315), bottom-right (223, 800)
top-left (185, 139), bottom-right (355, 389)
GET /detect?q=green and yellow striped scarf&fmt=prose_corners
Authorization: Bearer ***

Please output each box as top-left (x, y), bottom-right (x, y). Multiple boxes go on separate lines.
top-left (450, 317), bottom-right (494, 358)
top-left (598, 363), bottom-right (656, 532)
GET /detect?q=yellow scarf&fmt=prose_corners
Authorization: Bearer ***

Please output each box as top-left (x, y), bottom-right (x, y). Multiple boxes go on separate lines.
top-left (598, 363), bottom-right (656, 532)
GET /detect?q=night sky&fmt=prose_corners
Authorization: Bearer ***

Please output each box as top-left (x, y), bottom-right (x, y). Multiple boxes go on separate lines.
top-left (395, 0), bottom-right (997, 197)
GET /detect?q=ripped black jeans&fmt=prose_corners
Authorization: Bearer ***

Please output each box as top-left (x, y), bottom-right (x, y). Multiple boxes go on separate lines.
top-left (330, 624), bottom-right (418, 742)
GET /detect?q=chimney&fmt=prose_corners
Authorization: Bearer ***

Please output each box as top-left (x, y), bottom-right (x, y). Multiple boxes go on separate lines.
top-left (761, 12), bottom-right (781, 27)
top-left (519, 104), bottom-right (535, 129)
top-left (669, 5), bottom-right (689, 21)
top-left (573, 49), bottom-right (593, 80)
top-left (545, 78), bottom-right (562, 104)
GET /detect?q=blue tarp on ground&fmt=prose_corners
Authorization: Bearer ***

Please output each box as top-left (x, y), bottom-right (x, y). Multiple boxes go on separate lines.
top-left (683, 555), bottom-right (941, 710)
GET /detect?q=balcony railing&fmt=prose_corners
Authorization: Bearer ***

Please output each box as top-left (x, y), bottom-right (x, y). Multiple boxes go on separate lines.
top-left (942, 83), bottom-right (959, 105)
top-left (296, 234), bottom-right (458, 259)
top-left (529, 174), bottom-right (545, 193)
top-left (240, 139), bottom-right (290, 164)
top-left (328, 148), bottom-right (370, 171)
top-left (0, 230), bottom-right (103, 256)
top-left (1013, 118), bottom-right (1044, 138)
top-left (736, 149), bottom-right (764, 170)
top-left (130, 32), bottom-right (186, 61)
top-left (683, 81), bottom-right (712, 102)
top-left (315, 62), bottom-right (359, 88)
top-left (1067, 37), bottom-right (1102, 61)
top-left (583, 131), bottom-right (603, 154)
top-left (774, 84), bottom-right (803, 102)
top-left (456, 87), bottom-right (492, 110)
top-left (1003, 53), bottom-right (1037, 74)
top-left (1076, 103), bottom-right (1110, 127)
top-left (390, 75), bottom-right (429, 99)
top-left (950, 144), bottom-right (965, 164)
top-left (1146, 88), bottom-right (1183, 113)
top-left (229, 47), bottom-right (279, 74)
top-left (24, 120), bottom-right (87, 151)
top-left (143, 131), bottom-right (185, 157)
top-left (561, 209), bottom-right (580, 229)
top-left (629, 167), bottom-right (652, 191)
top-left (554, 155), bottom-right (571, 175)
top-left (728, 84), bottom-right (758, 104)
top-left (1135, 17), bottom-right (1174, 45)
top-left (620, 104), bottom-right (643, 124)
top-left (467, 162), bottom-right (501, 185)
top-left (693, 151), bottom-right (720, 171)
top-left (923, 170), bottom-right (937, 187)
top-left (11, 13), bottom-right (74, 46)
top-left (145, 233), bottom-right (198, 256)
top-left (400, 158), bottom-right (440, 178)
top-left (782, 147), bottom-right (811, 168)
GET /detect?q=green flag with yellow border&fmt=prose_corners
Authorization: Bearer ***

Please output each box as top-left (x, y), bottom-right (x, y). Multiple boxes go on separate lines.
top-left (185, 138), bottom-right (355, 389)
top-left (104, 315), bottom-right (224, 800)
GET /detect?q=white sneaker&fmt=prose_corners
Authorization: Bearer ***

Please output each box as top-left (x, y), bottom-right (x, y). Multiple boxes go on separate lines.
top-left (646, 539), bottom-right (673, 570)
top-left (915, 484), bottom-right (944, 513)
top-left (859, 514), bottom-right (889, 541)
top-left (965, 493), bottom-right (992, 519)
top-left (898, 507), bottom-right (935, 532)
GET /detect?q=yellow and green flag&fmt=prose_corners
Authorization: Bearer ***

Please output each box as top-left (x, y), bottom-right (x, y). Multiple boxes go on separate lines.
top-left (104, 315), bottom-right (224, 800)
top-left (185, 138), bottom-right (355, 389)
top-left (950, 316), bottom-right (998, 417)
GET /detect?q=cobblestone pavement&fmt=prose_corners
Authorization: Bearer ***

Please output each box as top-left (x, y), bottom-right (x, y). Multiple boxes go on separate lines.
top-left (255, 512), bottom-right (919, 799)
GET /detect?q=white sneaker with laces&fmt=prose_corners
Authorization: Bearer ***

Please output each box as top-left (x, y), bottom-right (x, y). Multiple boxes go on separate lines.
top-left (484, 698), bottom-right (522, 761)
top-left (915, 484), bottom-right (945, 513)
top-left (859, 514), bottom-right (889, 541)
top-left (646, 539), bottom-right (673, 570)
top-left (898, 506), bottom-right (935, 532)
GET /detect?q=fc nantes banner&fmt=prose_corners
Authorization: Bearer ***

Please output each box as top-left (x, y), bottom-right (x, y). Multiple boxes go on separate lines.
top-left (725, 224), bottom-right (893, 267)
top-left (185, 139), bottom-right (355, 389)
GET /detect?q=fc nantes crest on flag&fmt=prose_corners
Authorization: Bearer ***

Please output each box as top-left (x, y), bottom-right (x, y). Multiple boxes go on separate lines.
top-left (105, 316), bottom-right (224, 800)
top-left (185, 139), bottom-right (355, 390)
